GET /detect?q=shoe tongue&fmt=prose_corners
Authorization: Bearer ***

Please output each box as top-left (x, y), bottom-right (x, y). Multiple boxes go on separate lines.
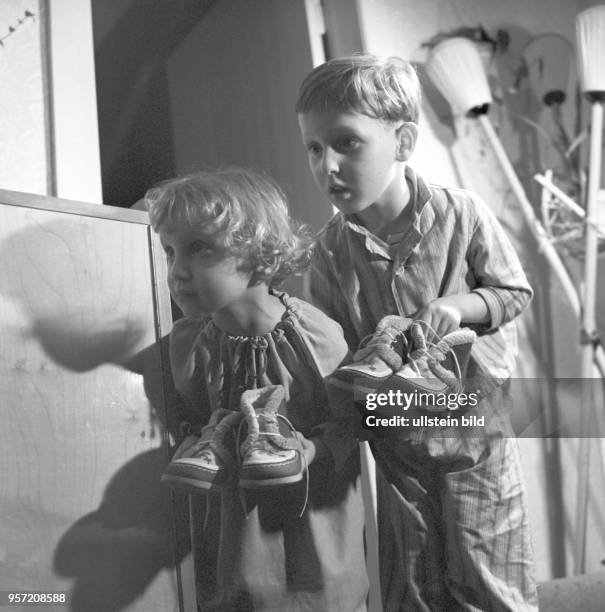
top-left (197, 448), bottom-right (214, 461)
top-left (258, 412), bottom-right (279, 431)
top-left (189, 441), bottom-right (212, 458)
top-left (409, 349), bottom-right (430, 370)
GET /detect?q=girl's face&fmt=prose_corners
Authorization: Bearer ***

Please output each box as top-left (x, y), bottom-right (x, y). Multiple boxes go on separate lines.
top-left (159, 224), bottom-right (252, 318)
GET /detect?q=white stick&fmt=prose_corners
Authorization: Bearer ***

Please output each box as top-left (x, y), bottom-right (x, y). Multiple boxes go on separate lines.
top-left (478, 115), bottom-right (582, 316)
top-left (534, 172), bottom-right (605, 235)
top-left (359, 441), bottom-right (383, 611)
top-left (575, 101), bottom-right (604, 574)
top-left (533, 175), bottom-right (605, 379)
top-left (478, 113), bottom-right (605, 573)
top-left (534, 173), bottom-right (587, 219)
top-left (482, 117), bottom-right (605, 381)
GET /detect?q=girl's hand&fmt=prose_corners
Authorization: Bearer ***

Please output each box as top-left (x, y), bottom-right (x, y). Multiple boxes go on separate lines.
top-left (294, 432), bottom-right (329, 466)
top-left (412, 297), bottom-right (462, 339)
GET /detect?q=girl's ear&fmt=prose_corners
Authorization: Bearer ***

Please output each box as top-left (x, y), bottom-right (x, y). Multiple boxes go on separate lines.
top-left (249, 263), bottom-right (274, 286)
top-left (395, 122), bottom-right (418, 162)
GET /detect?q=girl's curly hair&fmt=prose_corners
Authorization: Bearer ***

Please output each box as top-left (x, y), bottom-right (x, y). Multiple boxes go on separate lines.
top-left (145, 167), bottom-right (313, 286)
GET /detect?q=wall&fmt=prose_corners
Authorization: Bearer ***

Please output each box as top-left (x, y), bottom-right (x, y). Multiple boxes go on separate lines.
top-left (0, 0), bottom-right (102, 203)
top-left (47, 0), bottom-right (102, 203)
top-left (166, 0), bottom-right (326, 233)
top-left (0, 0), bottom-right (48, 195)
top-left (91, 0), bottom-right (216, 207)
top-left (0, 190), bottom-right (188, 611)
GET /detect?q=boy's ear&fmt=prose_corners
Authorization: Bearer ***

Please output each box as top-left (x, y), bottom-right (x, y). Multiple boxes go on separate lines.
top-left (396, 122), bottom-right (418, 162)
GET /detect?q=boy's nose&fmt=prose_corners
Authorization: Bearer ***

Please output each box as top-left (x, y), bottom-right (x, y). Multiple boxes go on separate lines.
top-left (322, 148), bottom-right (339, 175)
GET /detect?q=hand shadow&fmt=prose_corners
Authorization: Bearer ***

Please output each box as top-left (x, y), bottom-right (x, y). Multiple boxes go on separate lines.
top-left (28, 316), bottom-right (147, 373)
top-left (53, 447), bottom-right (191, 612)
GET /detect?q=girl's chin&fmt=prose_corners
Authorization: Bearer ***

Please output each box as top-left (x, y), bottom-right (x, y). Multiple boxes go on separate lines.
top-left (176, 300), bottom-right (205, 317)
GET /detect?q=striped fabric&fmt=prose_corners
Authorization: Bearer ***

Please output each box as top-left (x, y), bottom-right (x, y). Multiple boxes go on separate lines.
top-left (308, 166), bottom-right (533, 397)
top-left (372, 383), bottom-right (538, 610)
top-left (307, 167), bottom-right (538, 610)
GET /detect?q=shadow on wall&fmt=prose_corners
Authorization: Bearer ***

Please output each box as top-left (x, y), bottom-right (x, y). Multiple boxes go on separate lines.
top-left (0, 217), bottom-right (194, 611)
top-left (37, 320), bottom-right (195, 611)
top-left (53, 449), bottom-right (190, 612)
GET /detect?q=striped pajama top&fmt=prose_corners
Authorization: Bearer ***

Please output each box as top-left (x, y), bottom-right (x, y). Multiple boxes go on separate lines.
top-left (308, 166), bottom-right (533, 398)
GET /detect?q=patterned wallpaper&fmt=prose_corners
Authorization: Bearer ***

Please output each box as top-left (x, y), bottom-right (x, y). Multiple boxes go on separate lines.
top-left (0, 0), bottom-right (48, 195)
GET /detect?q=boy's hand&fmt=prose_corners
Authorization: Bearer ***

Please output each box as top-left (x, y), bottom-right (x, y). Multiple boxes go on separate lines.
top-left (412, 297), bottom-right (462, 339)
top-left (412, 293), bottom-right (490, 339)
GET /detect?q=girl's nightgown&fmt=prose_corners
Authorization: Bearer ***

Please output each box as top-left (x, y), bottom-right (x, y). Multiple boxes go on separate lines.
top-left (168, 292), bottom-right (368, 611)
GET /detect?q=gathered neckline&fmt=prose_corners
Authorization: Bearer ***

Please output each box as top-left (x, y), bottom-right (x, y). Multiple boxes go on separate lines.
top-left (205, 291), bottom-right (299, 343)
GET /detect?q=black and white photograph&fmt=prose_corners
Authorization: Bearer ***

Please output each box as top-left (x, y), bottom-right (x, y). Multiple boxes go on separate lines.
top-left (1, 1), bottom-right (605, 610)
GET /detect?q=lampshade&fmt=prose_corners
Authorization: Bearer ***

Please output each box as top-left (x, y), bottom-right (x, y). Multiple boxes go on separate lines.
top-left (523, 33), bottom-right (572, 105)
top-left (576, 5), bottom-right (605, 96)
top-left (425, 37), bottom-right (492, 116)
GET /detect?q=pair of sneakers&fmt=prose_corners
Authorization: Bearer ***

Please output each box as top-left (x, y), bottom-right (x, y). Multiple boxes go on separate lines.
top-left (161, 385), bottom-right (305, 494)
top-left (330, 315), bottom-right (477, 412)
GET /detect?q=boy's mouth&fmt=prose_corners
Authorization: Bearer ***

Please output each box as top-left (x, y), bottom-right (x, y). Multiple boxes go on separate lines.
top-left (328, 184), bottom-right (348, 196)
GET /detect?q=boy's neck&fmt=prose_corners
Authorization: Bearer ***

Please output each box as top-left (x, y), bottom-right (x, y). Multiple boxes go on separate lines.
top-left (211, 285), bottom-right (286, 337)
top-left (356, 167), bottom-right (413, 239)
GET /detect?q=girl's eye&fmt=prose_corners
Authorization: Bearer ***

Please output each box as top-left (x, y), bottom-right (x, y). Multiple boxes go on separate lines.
top-left (307, 143), bottom-right (322, 157)
top-left (163, 246), bottom-right (174, 260)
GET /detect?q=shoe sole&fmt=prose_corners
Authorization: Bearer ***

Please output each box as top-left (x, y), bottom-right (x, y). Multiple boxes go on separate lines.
top-left (238, 472), bottom-right (304, 488)
top-left (335, 362), bottom-right (393, 377)
top-left (328, 363), bottom-right (395, 395)
top-left (160, 473), bottom-right (229, 492)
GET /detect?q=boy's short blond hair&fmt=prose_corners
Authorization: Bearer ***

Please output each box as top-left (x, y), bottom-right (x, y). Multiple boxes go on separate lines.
top-left (145, 167), bottom-right (313, 286)
top-left (295, 54), bottom-right (421, 123)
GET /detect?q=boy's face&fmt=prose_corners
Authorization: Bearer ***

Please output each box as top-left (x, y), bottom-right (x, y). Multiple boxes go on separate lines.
top-left (298, 108), bottom-right (413, 216)
top-left (159, 224), bottom-right (252, 318)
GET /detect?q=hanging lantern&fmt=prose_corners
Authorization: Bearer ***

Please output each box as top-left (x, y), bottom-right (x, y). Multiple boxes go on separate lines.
top-left (425, 37), bottom-right (492, 117)
top-left (522, 33), bottom-right (573, 106)
top-left (576, 5), bottom-right (605, 100)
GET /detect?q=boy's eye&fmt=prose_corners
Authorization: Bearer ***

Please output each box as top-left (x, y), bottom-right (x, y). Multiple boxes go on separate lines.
top-left (337, 136), bottom-right (359, 151)
top-left (190, 240), bottom-right (212, 256)
top-left (163, 246), bottom-right (174, 260)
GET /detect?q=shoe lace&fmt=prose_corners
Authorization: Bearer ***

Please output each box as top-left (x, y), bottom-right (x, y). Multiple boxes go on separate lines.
top-left (358, 327), bottom-right (410, 353)
top-left (355, 328), bottom-right (410, 372)
top-left (235, 413), bottom-right (309, 518)
top-left (405, 321), bottom-right (463, 389)
top-left (201, 425), bottom-right (238, 532)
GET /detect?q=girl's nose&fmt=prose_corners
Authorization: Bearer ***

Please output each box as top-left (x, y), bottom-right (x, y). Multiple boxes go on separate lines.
top-left (169, 255), bottom-right (191, 281)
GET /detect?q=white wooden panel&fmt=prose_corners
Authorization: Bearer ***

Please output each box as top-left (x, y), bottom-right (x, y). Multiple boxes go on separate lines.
top-left (0, 196), bottom-right (182, 611)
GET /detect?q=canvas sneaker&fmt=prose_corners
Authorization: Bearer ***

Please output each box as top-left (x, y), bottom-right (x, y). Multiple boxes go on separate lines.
top-left (238, 385), bottom-right (304, 488)
top-left (161, 409), bottom-right (243, 493)
top-left (382, 322), bottom-right (477, 413)
top-left (329, 315), bottom-right (413, 393)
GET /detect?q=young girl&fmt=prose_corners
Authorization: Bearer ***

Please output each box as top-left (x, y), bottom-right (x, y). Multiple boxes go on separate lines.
top-left (145, 167), bottom-right (368, 611)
